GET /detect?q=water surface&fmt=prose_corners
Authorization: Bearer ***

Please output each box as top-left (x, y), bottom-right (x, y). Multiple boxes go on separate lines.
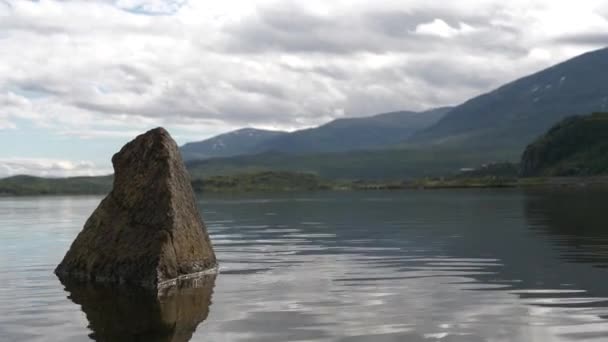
top-left (1, 189), bottom-right (608, 341)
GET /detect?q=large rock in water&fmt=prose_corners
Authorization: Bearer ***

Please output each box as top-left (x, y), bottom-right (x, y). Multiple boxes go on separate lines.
top-left (55, 127), bottom-right (217, 288)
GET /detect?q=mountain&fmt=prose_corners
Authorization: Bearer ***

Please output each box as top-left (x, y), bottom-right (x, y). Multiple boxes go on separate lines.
top-left (520, 112), bottom-right (608, 177)
top-left (181, 107), bottom-right (451, 161)
top-left (180, 128), bottom-right (287, 161)
top-left (413, 47), bottom-right (608, 153)
top-left (253, 107), bottom-right (451, 154)
top-left (186, 146), bottom-right (507, 181)
top-left (184, 47), bottom-right (608, 162)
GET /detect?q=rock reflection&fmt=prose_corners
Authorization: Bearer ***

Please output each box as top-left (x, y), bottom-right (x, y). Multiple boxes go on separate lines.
top-left (60, 274), bottom-right (216, 342)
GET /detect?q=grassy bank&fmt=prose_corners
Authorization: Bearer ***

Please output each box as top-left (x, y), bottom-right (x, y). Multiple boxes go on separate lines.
top-left (2, 171), bottom-right (608, 196)
top-left (400, 176), bottom-right (608, 190)
top-left (0, 172), bottom-right (335, 196)
top-left (0, 175), bottom-right (114, 196)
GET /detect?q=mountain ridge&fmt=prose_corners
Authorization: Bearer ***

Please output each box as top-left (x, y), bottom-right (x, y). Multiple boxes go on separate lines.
top-left (180, 128), bottom-right (287, 161)
top-left (254, 107), bottom-right (452, 154)
top-left (181, 107), bottom-right (452, 160)
top-left (412, 47), bottom-right (608, 152)
top-left (182, 47), bottom-right (608, 162)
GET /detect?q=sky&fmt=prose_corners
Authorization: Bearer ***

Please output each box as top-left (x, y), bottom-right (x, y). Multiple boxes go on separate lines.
top-left (1, 0), bottom-right (607, 177)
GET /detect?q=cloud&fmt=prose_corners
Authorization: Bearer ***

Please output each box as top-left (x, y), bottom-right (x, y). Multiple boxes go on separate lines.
top-left (0, 158), bottom-right (112, 178)
top-left (0, 121), bottom-right (16, 130)
top-left (114, 0), bottom-right (186, 15)
top-left (0, 0), bottom-right (607, 145)
top-left (414, 19), bottom-right (475, 38)
top-left (556, 33), bottom-right (608, 46)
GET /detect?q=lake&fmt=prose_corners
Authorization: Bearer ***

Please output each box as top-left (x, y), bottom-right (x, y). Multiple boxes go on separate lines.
top-left (1, 189), bottom-right (608, 341)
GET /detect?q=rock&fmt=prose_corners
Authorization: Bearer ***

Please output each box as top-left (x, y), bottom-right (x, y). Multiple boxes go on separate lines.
top-left (55, 127), bottom-right (217, 288)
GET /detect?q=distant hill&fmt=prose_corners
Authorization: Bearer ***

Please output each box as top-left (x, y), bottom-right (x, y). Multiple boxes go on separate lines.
top-left (180, 107), bottom-right (450, 160)
top-left (186, 146), bottom-right (512, 181)
top-left (180, 128), bottom-right (287, 161)
top-left (413, 47), bottom-right (608, 153)
top-left (0, 172), bottom-right (329, 195)
top-left (0, 175), bottom-right (113, 195)
top-left (253, 107), bottom-right (451, 154)
top-left (191, 171), bottom-right (329, 192)
top-left (520, 112), bottom-right (608, 177)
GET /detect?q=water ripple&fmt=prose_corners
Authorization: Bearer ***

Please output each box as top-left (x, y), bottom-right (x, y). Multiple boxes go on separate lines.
top-left (3, 191), bottom-right (608, 341)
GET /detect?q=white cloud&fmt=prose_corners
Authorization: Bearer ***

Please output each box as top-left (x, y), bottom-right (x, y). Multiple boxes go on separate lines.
top-left (114, 0), bottom-right (186, 14)
top-left (0, 121), bottom-right (16, 130)
top-left (414, 19), bottom-right (475, 38)
top-left (0, 158), bottom-right (112, 178)
top-left (0, 0), bottom-right (607, 145)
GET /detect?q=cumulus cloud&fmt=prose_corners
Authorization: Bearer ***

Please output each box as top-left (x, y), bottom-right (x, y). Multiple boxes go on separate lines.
top-left (0, 121), bottom-right (16, 130)
top-left (1, 0), bottom-right (608, 176)
top-left (556, 33), bottom-right (608, 46)
top-left (0, 158), bottom-right (112, 178)
top-left (114, 0), bottom-right (186, 15)
top-left (414, 19), bottom-right (476, 38)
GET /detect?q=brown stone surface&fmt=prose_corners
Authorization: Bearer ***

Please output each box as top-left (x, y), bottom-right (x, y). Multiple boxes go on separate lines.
top-left (55, 127), bottom-right (216, 288)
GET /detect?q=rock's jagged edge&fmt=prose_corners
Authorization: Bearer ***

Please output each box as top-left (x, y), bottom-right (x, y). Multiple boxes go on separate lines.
top-left (55, 127), bottom-right (217, 289)
top-left (157, 266), bottom-right (219, 290)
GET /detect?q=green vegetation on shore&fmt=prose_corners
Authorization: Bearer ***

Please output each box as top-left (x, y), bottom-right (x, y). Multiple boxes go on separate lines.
top-left (521, 113), bottom-right (608, 177)
top-left (191, 171), bottom-right (334, 192)
top-left (0, 172), bottom-right (335, 196)
top-left (0, 175), bottom-right (113, 196)
top-left (186, 147), bottom-right (520, 181)
top-left (4, 170), bottom-right (608, 196)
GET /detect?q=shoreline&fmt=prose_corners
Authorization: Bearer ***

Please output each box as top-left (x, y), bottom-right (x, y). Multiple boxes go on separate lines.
top-left (2, 175), bottom-right (608, 196)
top-left (400, 176), bottom-right (608, 190)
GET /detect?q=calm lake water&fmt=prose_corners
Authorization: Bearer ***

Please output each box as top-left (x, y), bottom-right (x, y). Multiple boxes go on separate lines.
top-left (1, 189), bottom-right (608, 341)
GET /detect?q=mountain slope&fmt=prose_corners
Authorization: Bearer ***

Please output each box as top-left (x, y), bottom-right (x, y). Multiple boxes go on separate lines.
top-left (180, 128), bottom-right (287, 161)
top-left (413, 47), bottom-right (608, 152)
top-left (181, 107), bottom-right (451, 160)
top-left (186, 146), bottom-right (512, 181)
top-left (254, 107), bottom-right (451, 154)
top-left (520, 112), bottom-right (608, 177)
